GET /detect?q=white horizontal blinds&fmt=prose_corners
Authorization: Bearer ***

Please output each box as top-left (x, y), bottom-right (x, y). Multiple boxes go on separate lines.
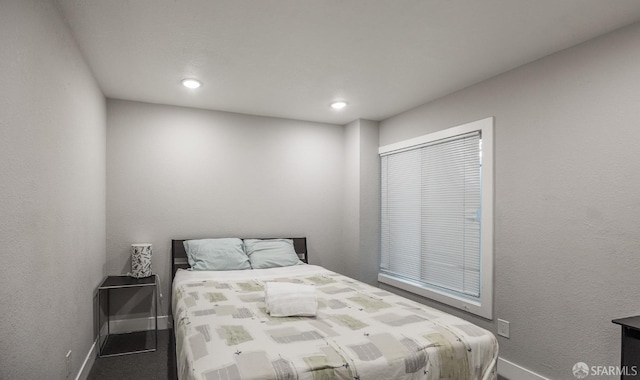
top-left (380, 158), bottom-right (389, 271)
top-left (421, 132), bottom-right (481, 297)
top-left (380, 149), bottom-right (422, 281)
top-left (380, 131), bottom-right (481, 299)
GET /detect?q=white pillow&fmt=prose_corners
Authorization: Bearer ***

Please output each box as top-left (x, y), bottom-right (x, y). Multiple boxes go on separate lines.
top-left (244, 239), bottom-right (302, 269)
top-left (183, 238), bottom-right (251, 271)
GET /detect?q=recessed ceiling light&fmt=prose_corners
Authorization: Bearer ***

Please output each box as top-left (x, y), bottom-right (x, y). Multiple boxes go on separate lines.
top-left (181, 78), bottom-right (202, 89)
top-left (330, 100), bottom-right (348, 110)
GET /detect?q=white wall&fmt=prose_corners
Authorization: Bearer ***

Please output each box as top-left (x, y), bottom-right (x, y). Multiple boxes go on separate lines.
top-left (0, 1), bottom-right (106, 379)
top-left (106, 99), bottom-right (346, 315)
top-left (378, 21), bottom-right (640, 380)
top-left (357, 120), bottom-right (381, 285)
top-left (343, 119), bottom-right (361, 280)
top-left (343, 119), bottom-right (380, 285)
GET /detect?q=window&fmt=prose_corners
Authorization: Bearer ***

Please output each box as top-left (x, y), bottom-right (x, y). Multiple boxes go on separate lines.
top-left (378, 117), bottom-right (493, 319)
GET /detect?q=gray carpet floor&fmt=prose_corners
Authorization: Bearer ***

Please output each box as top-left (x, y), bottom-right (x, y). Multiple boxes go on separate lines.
top-left (87, 329), bottom-right (176, 380)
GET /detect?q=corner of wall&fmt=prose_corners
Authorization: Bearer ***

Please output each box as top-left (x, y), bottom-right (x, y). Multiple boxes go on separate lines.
top-left (342, 119), bottom-right (381, 284)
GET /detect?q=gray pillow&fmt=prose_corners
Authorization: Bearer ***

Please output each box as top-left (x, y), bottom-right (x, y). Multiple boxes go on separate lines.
top-left (183, 238), bottom-right (251, 271)
top-left (244, 239), bottom-right (302, 269)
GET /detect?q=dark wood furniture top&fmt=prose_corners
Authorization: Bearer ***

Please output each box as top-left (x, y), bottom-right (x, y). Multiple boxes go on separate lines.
top-left (613, 316), bottom-right (640, 330)
top-left (612, 316), bottom-right (640, 379)
top-left (99, 275), bottom-right (157, 289)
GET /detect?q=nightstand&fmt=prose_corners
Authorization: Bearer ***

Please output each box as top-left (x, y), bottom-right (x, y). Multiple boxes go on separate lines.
top-left (612, 316), bottom-right (640, 379)
top-left (98, 275), bottom-right (157, 357)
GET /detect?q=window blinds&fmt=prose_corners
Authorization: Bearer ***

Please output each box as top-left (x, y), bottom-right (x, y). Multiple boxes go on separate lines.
top-left (380, 131), bottom-right (482, 299)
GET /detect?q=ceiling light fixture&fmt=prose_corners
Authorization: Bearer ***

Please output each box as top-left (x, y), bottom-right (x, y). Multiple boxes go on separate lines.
top-left (330, 100), bottom-right (348, 110)
top-left (181, 78), bottom-right (202, 89)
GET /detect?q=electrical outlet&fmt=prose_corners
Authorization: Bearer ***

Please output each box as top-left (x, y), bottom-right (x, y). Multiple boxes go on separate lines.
top-left (65, 350), bottom-right (72, 377)
top-left (497, 319), bottom-right (510, 338)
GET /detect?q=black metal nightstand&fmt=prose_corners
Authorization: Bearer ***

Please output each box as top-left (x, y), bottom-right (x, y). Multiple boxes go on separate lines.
top-left (612, 316), bottom-right (640, 379)
top-left (98, 275), bottom-right (158, 357)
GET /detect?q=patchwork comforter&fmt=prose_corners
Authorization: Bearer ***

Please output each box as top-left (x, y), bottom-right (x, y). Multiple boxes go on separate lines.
top-left (172, 265), bottom-right (498, 380)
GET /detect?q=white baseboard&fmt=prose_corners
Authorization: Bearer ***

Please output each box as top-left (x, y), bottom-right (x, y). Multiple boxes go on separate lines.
top-left (498, 357), bottom-right (551, 380)
top-left (75, 338), bottom-right (97, 380)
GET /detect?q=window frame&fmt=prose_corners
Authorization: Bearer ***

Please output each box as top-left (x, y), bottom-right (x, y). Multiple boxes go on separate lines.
top-left (378, 117), bottom-right (494, 319)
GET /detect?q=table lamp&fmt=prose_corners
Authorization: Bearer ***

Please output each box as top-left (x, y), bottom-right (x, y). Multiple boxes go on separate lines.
top-left (131, 243), bottom-right (152, 278)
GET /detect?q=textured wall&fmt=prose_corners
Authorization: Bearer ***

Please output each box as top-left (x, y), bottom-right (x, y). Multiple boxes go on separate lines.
top-left (379, 21), bottom-right (640, 380)
top-left (343, 119), bottom-right (380, 285)
top-left (342, 120), bottom-right (361, 280)
top-left (357, 120), bottom-right (381, 285)
top-left (106, 99), bottom-right (346, 315)
top-left (0, 1), bottom-right (106, 379)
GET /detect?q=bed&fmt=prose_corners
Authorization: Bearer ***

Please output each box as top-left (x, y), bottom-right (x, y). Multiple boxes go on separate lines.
top-left (171, 237), bottom-right (498, 380)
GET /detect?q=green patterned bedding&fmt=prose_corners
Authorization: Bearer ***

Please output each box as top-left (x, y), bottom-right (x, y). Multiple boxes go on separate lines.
top-left (172, 265), bottom-right (498, 380)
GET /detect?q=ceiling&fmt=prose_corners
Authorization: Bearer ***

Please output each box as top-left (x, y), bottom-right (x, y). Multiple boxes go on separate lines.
top-left (56, 0), bottom-right (640, 125)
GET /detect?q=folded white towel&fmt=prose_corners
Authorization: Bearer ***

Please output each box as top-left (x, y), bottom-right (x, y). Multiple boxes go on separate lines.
top-left (265, 281), bottom-right (318, 317)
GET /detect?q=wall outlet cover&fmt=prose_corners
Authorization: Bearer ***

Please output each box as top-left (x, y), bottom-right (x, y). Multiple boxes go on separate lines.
top-left (497, 319), bottom-right (510, 338)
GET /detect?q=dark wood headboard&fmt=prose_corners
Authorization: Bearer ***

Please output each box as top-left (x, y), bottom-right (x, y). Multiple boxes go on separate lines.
top-left (171, 237), bottom-right (308, 278)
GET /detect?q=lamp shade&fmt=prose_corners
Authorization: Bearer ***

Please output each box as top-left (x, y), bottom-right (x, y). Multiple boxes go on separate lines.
top-left (131, 243), bottom-right (152, 278)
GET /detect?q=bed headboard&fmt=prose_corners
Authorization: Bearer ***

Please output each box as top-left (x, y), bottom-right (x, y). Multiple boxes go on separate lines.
top-left (171, 237), bottom-right (308, 278)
